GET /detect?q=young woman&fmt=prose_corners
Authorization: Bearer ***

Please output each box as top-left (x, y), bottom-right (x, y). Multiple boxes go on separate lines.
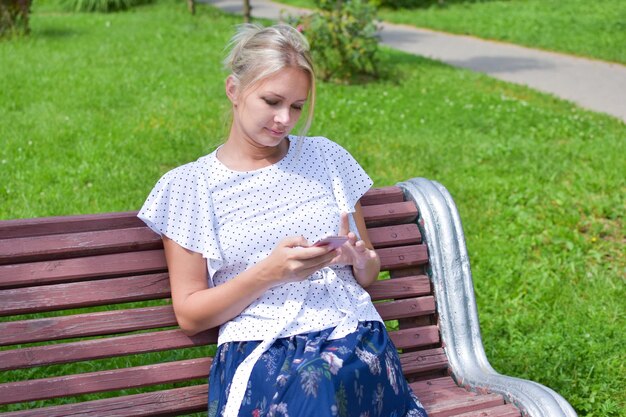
top-left (139, 23), bottom-right (428, 417)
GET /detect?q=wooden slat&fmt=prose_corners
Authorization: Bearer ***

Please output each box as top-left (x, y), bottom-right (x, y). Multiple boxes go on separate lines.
top-left (451, 404), bottom-right (521, 417)
top-left (0, 348), bottom-right (449, 405)
top-left (0, 227), bottom-right (162, 265)
top-left (2, 323), bottom-right (436, 371)
top-left (362, 201), bottom-right (418, 227)
top-left (378, 244), bottom-right (429, 270)
top-left (0, 244), bottom-right (426, 292)
top-left (0, 306), bottom-right (177, 346)
top-left (375, 296), bottom-right (436, 320)
top-left (0, 211), bottom-right (142, 240)
top-left (367, 275), bottom-right (431, 301)
top-left (368, 223), bottom-right (421, 249)
top-left (425, 393), bottom-right (505, 417)
top-left (0, 325), bottom-right (440, 371)
top-left (0, 329), bottom-right (217, 371)
top-left (412, 377), bottom-right (506, 417)
top-left (398, 348), bottom-right (448, 376)
top-left (1, 276), bottom-right (431, 344)
top-left (1, 384), bottom-right (209, 417)
top-left (412, 376), bottom-right (459, 392)
top-left (389, 325), bottom-right (440, 350)
top-left (0, 358), bottom-right (212, 405)
top-left (360, 186), bottom-right (405, 206)
top-left (0, 250), bottom-right (167, 289)
top-left (0, 273), bottom-right (171, 316)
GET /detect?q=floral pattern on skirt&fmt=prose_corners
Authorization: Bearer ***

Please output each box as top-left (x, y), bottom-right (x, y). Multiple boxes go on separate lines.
top-left (208, 321), bottom-right (428, 417)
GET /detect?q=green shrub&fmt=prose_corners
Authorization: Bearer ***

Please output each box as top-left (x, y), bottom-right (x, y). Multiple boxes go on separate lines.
top-left (287, 0), bottom-right (381, 83)
top-left (62, 0), bottom-right (154, 13)
top-left (375, 0), bottom-right (479, 10)
top-left (0, 0), bottom-right (30, 37)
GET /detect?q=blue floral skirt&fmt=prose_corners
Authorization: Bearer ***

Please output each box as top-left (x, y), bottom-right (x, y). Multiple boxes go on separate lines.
top-left (208, 321), bottom-right (428, 417)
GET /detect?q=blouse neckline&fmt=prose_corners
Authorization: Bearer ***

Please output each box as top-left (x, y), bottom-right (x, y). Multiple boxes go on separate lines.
top-left (212, 136), bottom-right (295, 174)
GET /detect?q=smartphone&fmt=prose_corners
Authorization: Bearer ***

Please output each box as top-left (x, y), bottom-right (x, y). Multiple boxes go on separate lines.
top-left (312, 236), bottom-right (348, 250)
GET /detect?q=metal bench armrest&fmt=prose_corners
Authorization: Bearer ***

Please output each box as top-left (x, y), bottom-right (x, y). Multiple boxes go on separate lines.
top-left (399, 177), bottom-right (577, 417)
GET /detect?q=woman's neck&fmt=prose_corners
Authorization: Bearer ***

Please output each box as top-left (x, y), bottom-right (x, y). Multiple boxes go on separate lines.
top-left (217, 135), bottom-right (289, 172)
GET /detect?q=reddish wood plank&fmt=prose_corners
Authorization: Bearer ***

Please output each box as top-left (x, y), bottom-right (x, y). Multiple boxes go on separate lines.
top-left (399, 348), bottom-right (449, 376)
top-left (388, 325), bottom-right (440, 350)
top-left (0, 249), bottom-right (167, 289)
top-left (1, 384), bottom-right (209, 417)
top-left (0, 351), bottom-right (444, 407)
top-left (362, 201), bottom-right (418, 227)
top-left (0, 358), bottom-right (211, 405)
top-left (360, 186), bottom-right (405, 206)
top-left (425, 393), bottom-right (505, 417)
top-left (0, 211), bottom-right (142, 240)
top-left (411, 377), bottom-right (506, 417)
top-left (0, 306), bottom-right (177, 346)
top-left (367, 275), bottom-right (431, 301)
top-left (368, 223), bottom-right (421, 249)
top-left (451, 404), bottom-right (521, 417)
top-left (0, 227), bottom-right (162, 265)
top-left (412, 376), bottom-right (459, 392)
top-left (0, 273), bottom-right (171, 316)
top-left (375, 296), bottom-right (436, 320)
top-left (0, 329), bottom-right (217, 371)
top-left (378, 244), bottom-right (429, 270)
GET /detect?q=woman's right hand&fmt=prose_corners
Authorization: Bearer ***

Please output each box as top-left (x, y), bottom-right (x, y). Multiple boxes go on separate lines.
top-left (258, 236), bottom-right (338, 285)
top-left (164, 235), bottom-right (337, 336)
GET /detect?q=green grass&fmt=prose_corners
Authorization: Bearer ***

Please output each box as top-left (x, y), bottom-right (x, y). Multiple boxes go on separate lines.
top-left (279, 0), bottom-right (626, 64)
top-left (1, 1), bottom-right (625, 416)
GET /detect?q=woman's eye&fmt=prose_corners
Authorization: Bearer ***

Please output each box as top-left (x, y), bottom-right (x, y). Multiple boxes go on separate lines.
top-left (292, 105), bottom-right (303, 111)
top-left (263, 98), bottom-right (279, 106)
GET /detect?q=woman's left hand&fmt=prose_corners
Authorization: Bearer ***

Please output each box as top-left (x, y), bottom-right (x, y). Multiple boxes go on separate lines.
top-left (332, 213), bottom-right (378, 270)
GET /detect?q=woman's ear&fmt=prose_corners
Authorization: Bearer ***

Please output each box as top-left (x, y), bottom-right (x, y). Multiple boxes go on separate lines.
top-left (225, 75), bottom-right (239, 105)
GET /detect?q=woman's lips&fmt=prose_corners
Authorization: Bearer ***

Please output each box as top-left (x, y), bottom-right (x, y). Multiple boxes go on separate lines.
top-left (267, 127), bottom-right (286, 137)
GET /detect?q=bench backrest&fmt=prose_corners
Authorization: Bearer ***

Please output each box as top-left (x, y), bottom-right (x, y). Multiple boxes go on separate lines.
top-left (0, 186), bottom-right (447, 415)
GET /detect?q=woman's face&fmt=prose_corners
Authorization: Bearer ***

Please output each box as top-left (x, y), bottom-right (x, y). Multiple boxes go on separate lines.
top-left (227, 67), bottom-right (310, 148)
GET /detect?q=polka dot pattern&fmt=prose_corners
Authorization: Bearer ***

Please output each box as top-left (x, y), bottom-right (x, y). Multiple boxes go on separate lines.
top-left (138, 136), bottom-right (383, 345)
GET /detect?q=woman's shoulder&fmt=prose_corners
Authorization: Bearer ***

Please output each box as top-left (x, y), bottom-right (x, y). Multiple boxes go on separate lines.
top-left (156, 151), bottom-right (217, 185)
top-left (295, 135), bottom-right (345, 153)
top-left (298, 136), bottom-right (356, 161)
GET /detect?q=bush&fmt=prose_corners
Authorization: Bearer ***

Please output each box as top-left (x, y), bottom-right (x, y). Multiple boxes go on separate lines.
top-left (374, 0), bottom-right (457, 10)
top-left (62, 0), bottom-right (154, 13)
top-left (287, 0), bottom-right (381, 83)
top-left (0, 0), bottom-right (30, 37)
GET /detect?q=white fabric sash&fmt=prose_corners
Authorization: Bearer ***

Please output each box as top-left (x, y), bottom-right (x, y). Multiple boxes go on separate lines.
top-left (222, 267), bottom-right (359, 416)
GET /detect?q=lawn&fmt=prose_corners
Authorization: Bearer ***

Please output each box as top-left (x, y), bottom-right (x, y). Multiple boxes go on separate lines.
top-left (278, 0), bottom-right (626, 64)
top-left (1, 1), bottom-right (625, 416)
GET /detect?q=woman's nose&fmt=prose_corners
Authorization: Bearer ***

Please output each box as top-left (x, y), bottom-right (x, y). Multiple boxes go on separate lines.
top-left (274, 107), bottom-right (291, 125)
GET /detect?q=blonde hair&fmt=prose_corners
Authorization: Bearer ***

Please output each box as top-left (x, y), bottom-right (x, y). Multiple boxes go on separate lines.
top-left (223, 23), bottom-right (316, 135)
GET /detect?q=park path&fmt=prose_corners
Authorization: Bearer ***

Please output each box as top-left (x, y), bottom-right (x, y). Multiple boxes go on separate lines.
top-left (207, 0), bottom-right (626, 123)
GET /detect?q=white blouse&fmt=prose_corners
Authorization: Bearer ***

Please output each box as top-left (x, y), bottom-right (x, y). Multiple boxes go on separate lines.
top-left (138, 135), bottom-right (384, 415)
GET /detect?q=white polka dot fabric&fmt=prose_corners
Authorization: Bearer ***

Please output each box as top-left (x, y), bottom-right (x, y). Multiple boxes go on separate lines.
top-left (138, 136), bottom-right (383, 345)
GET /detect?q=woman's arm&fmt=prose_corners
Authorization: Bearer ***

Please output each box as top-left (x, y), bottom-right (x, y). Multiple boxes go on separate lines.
top-left (163, 235), bottom-right (338, 336)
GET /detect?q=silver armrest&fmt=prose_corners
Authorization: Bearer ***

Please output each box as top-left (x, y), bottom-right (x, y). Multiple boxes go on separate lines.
top-left (399, 177), bottom-right (577, 417)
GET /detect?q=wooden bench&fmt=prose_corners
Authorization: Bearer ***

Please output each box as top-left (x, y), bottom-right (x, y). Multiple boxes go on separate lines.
top-left (0, 178), bottom-right (576, 416)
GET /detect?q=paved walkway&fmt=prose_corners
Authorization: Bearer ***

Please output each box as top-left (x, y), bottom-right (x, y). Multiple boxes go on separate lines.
top-left (208, 0), bottom-right (626, 123)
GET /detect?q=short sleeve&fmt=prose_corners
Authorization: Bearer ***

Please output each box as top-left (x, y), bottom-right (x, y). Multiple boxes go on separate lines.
top-left (137, 163), bottom-right (223, 275)
top-left (317, 137), bottom-right (373, 213)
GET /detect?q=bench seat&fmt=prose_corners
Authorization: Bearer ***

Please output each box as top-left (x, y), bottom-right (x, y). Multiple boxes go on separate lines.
top-left (0, 178), bottom-right (576, 417)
